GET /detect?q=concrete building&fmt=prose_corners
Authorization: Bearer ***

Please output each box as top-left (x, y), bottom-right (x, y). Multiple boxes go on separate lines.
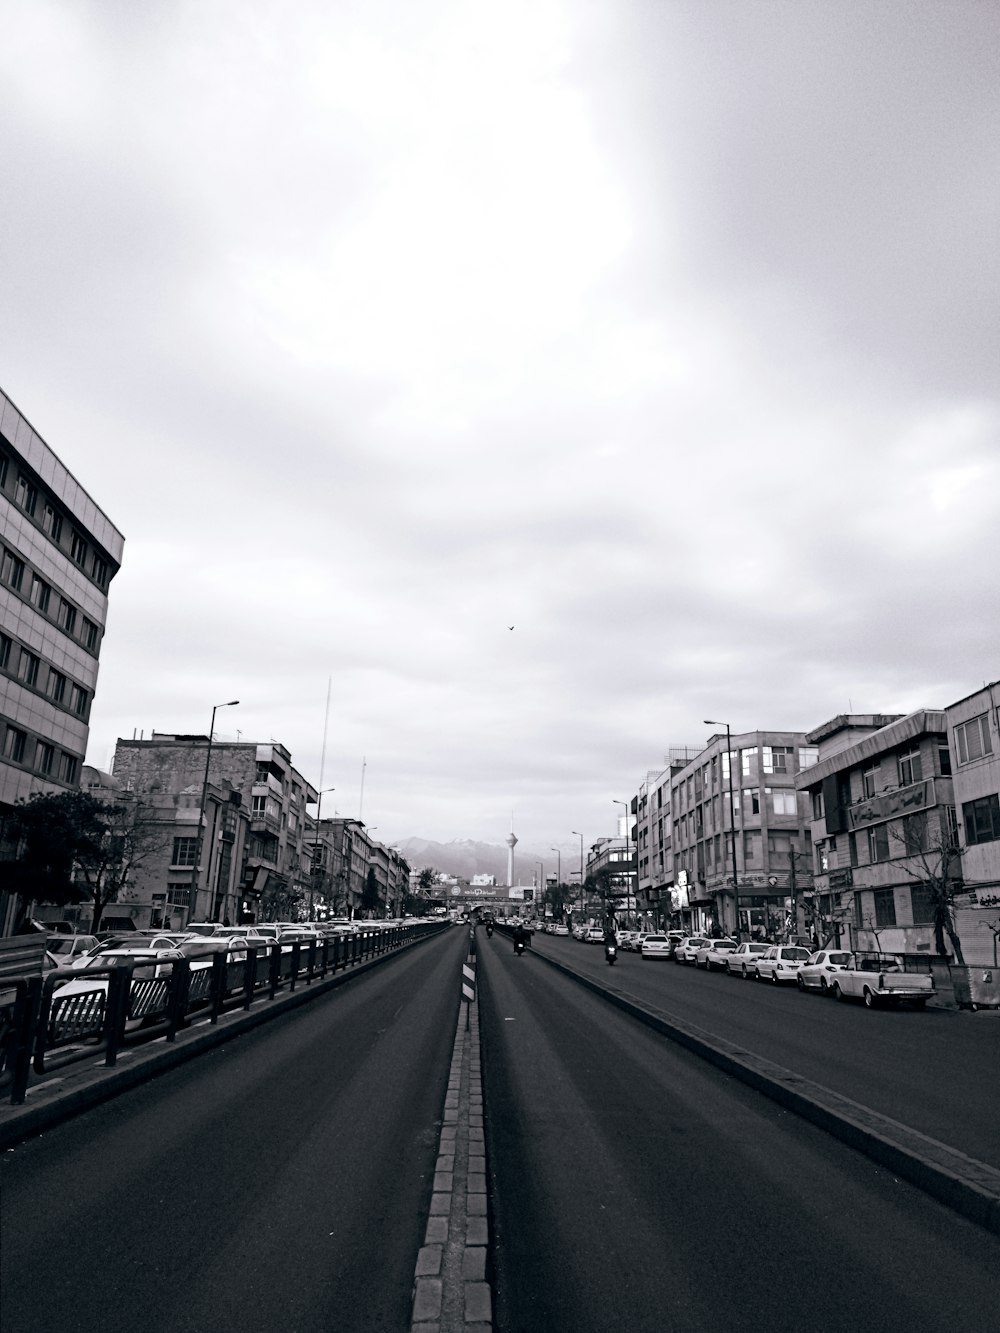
top-left (671, 730), bottom-right (817, 938)
top-left (0, 389), bottom-right (124, 932)
top-left (111, 735), bottom-right (316, 924)
top-left (796, 711), bottom-right (958, 956)
top-left (945, 683), bottom-right (1000, 963)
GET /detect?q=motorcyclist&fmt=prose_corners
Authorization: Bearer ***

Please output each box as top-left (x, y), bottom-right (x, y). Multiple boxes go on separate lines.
top-left (513, 921), bottom-right (528, 952)
top-left (485, 918), bottom-right (494, 938)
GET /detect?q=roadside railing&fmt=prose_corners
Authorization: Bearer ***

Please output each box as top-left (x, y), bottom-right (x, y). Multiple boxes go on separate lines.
top-left (0, 922), bottom-right (447, 1106)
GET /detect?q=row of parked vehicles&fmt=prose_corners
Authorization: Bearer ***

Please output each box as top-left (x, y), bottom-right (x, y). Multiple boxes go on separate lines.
top-left (606, 931), bottom-right (936, 1010)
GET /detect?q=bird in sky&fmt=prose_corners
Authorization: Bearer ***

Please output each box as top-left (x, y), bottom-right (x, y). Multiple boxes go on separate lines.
top-left (508, 626), bottom-right (514, 630)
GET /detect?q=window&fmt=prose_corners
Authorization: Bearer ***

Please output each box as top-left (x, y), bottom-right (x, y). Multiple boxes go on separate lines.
top-left (70, 684), bottom-right (88, 716)
top-left (897, 748), bottom-right (922, 786)
top-left (172, 836), bottom-right (199, 867)
top-left (59, 752), bottom-right (79, 783)
top-left (57, 598), bottom-right (77, 634)
top-left (910, 885), bottom-right (935, 925)
top-left (4, 727), bottom-right (27, 762)
top-left (743, 831), bottom-right (761, 865)
top-left (771, 789), bottom-right (798, 817)
top-left (0, 633), bottom-right (11, 670)
top-left (29, 574), bottom-right (51, 612)
top-left (82, 618), bottom-right (99, 651)
top-left (2, 548), bottom-right (25, 591)
top-left (762, 746), bottom-right (790, 774)
top-left (848, 832), bottom-right (858, 867)
top-left (862, 765), bottom-right (880, 799)
top-left (70, 531), bottom-right (88, 566)
top-left (854, 893), bottom-right (864, 930)
top-left (35, 741), bottom-right (55, 775)
top-left (47, 669), bottom-right (67, 703)
top-left (963, 794), bottom-right (1000, 846)
top-left (873, 888), bottom-right (897, 928)
top-left (798, 746), bottom-right (818, 769)
top-left (15, 473), bottom-right (37, 516)
top-left (938, 747), bottom-right (952, 777)
top-left (745, 788), bottom-right (760, 816)
top-left (811, 789), bottom-right (825, 821)
top-left (17, 649), bottom-right (40, 687)
top-left (252, 795), bottom-right (267, 816)
top-left (867, 824), bottom-right (890, 863)
top-left (954, 714), bottom-right (993, 765)
top-left (741, 747), bottom-right (758, 779)
top-left (90, 553), bottom-right (109, 585)
top-left (42, 503), bottom-right (63, 542)
top-left (167, 885), bottom-right (191, 909)
top-left (0, 452), bottom-right (7, 487)
top-left (818, 843), bottom-right (829, 873)
top-left (902, 811), bottom-right (927, 855)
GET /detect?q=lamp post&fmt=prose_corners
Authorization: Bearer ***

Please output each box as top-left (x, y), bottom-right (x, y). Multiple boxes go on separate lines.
top-left (705, 719), bottom-right (741, 943)
top-left (196, 699), bottom-right (239, 923)
top-left (571, 830), bottom-right (585, 920)
top-left (550, 847), bottom-right (561, 921)
top-left (309, 786), bottom-right (335, 918)
top-left (612, 799), bottom-right (633, 923)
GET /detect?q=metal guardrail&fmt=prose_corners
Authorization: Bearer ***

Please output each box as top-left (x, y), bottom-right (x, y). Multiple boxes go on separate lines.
top-left (0, 922), bottom-right (446, 1105)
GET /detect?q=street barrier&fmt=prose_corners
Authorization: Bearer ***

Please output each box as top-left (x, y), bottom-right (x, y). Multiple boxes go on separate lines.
top-left (0, 922), bottom-right (447, 1106)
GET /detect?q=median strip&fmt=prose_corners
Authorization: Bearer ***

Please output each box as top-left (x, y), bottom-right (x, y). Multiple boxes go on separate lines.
top-left (527, 945), bottom-right (1000, 1238)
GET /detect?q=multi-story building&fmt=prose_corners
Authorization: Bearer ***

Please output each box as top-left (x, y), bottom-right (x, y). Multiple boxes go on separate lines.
top-left (0, 389), bottom-right (124, 933)
top-left (796, 711), bottom-right (960, 956)
top-left (111, 735), bottom-right (316, 924)
top-left (671, 730), bottom-right (817, 938)
top-left (633, 748), bottom-right (701, 926)
top-left (945, 683), bottom-right (1000, 963)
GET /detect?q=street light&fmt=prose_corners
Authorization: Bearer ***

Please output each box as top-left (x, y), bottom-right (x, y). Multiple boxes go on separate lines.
top-left (571, 830), bottom-right (585, 919)
top-left (196, 699), bottom-right (239, 923)
top-left (550, 847), bottom-right (561, 921)
top-left (613, 800), bottom-right (632, 926)
top-left (309, 786), bottom-right (335, 918)
top-left (705, 719), bottom-right (741, 943)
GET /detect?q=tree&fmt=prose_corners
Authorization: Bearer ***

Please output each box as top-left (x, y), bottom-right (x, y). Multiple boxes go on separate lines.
top-left (542, 879), bottom-right (570, 921)
top-left (417, 867), bottom-right (438, 893)
top-left (6, 789), bottom-right (163, 932)
top-left (362, 866), bottom-right (381, 916)
top-left (891, 823), bottom-right (966, 964)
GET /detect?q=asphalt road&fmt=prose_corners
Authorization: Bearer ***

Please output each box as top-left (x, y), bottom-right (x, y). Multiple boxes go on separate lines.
top-left (478, 932), bottom-right (1000, 1333)
top-left (530, 933), bottom-right (1000, 1167)
top-left (1, 926), bottom-right (468, 1333)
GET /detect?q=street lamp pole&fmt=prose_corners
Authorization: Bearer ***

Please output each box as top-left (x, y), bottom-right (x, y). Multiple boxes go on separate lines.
top-left (196, 699), bottom-right (239, 923)
top-left (571, 831), bottom-right (585, 920)
top-left (705, 719), bottom-right (741, 943)
top-left (550, 847), bottom-right (561, 920)
top-left (310, 786), bottom-right (335, 918)
top-left (612, 799), bottom-right (632, 927)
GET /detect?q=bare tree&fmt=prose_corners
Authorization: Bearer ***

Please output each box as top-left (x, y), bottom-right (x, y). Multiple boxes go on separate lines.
top-left (890, 819), bottom-right (966, 964)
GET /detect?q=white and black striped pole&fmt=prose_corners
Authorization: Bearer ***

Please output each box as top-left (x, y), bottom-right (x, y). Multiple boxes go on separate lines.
top-left (462, 959), bottom-right (476, 1029)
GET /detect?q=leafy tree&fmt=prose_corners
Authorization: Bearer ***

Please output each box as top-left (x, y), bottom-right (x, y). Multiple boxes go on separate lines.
top-left (417, 866), bottom-right (438, 893)
top-left (542, 880), bottom-right (570, 921)
top-left (362, 866), bottom-right (381, 916)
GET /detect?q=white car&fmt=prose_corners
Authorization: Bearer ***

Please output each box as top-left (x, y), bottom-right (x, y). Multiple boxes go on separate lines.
top-left (552, 924), bottom-right (569, 936)
top-left (725, 942), bottom-right (772, 978)
top-left (796, 949), bottom-right (856, 993)
top-left (754, 944), bottom-right (813, 983)
top-left (674, 936), bottom-right (712, 964)
top-left (640, 934), bottom-right (672, 959)
top-left (585, 927), bottom-right (605, 944)
top-left (699, 939), bottom-right (738, 971)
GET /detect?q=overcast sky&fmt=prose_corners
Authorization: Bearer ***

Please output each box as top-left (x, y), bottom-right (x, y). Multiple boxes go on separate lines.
top-left (2, 1), bottom-right (997, 855)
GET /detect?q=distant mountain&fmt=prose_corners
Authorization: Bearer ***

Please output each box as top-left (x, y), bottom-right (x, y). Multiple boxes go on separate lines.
top-left (397, 837), bottom-right (556, 885)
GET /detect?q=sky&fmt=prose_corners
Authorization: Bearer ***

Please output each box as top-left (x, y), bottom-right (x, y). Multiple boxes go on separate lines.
top-left (2, 0), bottom-right (998, 856)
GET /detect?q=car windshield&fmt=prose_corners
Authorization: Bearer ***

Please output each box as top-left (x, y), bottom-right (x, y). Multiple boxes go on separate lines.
top-left (828, 953), bottom-right (852, 964)
top-left (713, 941), bottom-right (737, 950)
top-left (645, 936), bottom-right (666, 943)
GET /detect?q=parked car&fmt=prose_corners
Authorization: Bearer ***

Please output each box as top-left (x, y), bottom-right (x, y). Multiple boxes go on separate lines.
top-left (69, 936), bottom-right (186, 971)
top-left (552, 924), bottom-right (569, 936)
top-left (640, 934), bottom-right (672, 960)
top-left (725, 942), bottom-right (771, 978)
top-left (830, 957), bottom-right (936, 1009)
top-left (796, 949), bottom-right (855, 993)
top-left (699, 939), bottom-right (738, 971)
top-left (585, 927), bottom-right (605, 944)
top-left (674, 936), bottom-right (712, 965)
top-left (665, 931), bottom-right (686, 957)
top-left (754, 944), bottom-right (813, 983)
top-left (45, 935), bottom-right (99, 968)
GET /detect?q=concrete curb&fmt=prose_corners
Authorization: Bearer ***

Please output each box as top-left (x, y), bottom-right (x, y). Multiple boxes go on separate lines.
top-left (411, 961), bottom-right (492, 1332)
top-left (527, 945), bottom-right (1000, 1238)
top-left (0, 936), bottom-right (429, 1150)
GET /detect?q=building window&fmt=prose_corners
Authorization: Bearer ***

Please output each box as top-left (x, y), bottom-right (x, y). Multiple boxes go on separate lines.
top-left (42, 503), bottom-right (63, 542)
top-left (15, 473), bottom-right (37, 516)
top-left (35, 741), bottom-right (55, 775)
top-left (30, 574), bottom-right (51, 612)
top-left (0, 452), bottom-right (7, 487)
top-left (854, 892), bottom-right (864, 930)
top-left (910, 884), bottom-right (935, 925)
top-left (873, 887), bottom-right (897, 928)
top-left (172, 836), bottom-right (199, 867)
top-left (57, 598), bottom-right (77, 634)
top-left (70, 531), bottom-right (88, 567)
top-left (167, 885), bottom-right (192, 909)
top-left (770, 789), bottom-right (798, 817)
top-left (17, 649), bottom-right (40, 687)
top-left (745, 788), bottom-right (760, 816)
top-left (70, 684), bottom-right (88, 716)
top-left (848, 832), bottom-right (858, 867)
top-left (59, 752), bottom-right (79, 783)
top-left (963, 794), bottom-right (1000, 846)
top-left (798, 746), bottom-right (819, 769)
top-left (862, 765), bottom-right (880, 799)
top-left (2, 548), bottom-right (25, 591)
top-left (4, 727), bottom-right (27, 763)
top-left (741, 747), bottom-right (758, 779)
top-left (252, 795), bottom-right (266, 816)
top-left (954, 714), bottom-right (993, 766)
top-left (743, 831), bottom-right (761, 865)
top-left (897, 749), bottom-right (922, 786)
top-left (90, 553), bottom-right (109, 586)
top-left (867, 824), bottom-right (890, 863)
top-left (811, 789), bottom-right (825, 821)
top-left (818, 843), bottom-right (829, 873)
top-left (48, 669), bottom-right (67, 703)
top-left (902, 811), bottom-right (928, 854)
top-left (938, 746), bottom-right (952, 776)
top-left (83, 618), bottom-right (99, 651)
top-left (762, 746), bottom-right (790, 774)
top-left (0, 633), bottom-right (11, 671)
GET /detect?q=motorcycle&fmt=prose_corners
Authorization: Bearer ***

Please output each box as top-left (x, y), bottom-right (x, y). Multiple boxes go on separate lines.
top-left (605, 943), bottom-right (617, 966)
top-left (514, 937), bottom-right (526, 955)
top-left (486, 923), bottom-right (494, 938)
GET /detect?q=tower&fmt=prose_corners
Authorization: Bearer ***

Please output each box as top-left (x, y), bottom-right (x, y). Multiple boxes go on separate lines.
top-left (505, 815), bottom-right (518, 888)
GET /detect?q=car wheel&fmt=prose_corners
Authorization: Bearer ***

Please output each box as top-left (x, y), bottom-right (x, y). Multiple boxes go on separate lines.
top-left (753, 968), bottom-right (761, 981)
top-left (820, 978), bottom-right (829, 994)
top-left (797, 975), bottom-right (806, 990)
top-left (726, 964), bottom-right (734, 976)
top-left (832, 982), bottom-right (844, 1001)
top-left (863, 987), bottom-right (879, 1009)
top-left (771, 972), bottom-right (779, 985)
top-left (741, 965), bottom-right (749, 979)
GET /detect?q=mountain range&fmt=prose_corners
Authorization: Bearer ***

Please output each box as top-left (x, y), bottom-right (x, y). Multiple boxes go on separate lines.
top-left (396, 837), bottom-right (573, 885)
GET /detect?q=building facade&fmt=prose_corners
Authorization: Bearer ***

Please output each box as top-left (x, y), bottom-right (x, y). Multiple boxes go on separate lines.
top-left (0, 389), bottom-right (124, 932)
top-left (945, 683), bottom-right (1000, 963)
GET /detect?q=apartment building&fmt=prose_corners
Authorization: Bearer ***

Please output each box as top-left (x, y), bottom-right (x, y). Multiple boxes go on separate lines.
top-left (796, 711), bottom-right (958, 956)
top-left (944, 684), bottom-right (1000, 963)
top-left (670, 730), bottom-right (817, 938)
top-left (0, 389), bottom-right (124, 932)
top-left (111, 735), bottom-right (316, 924)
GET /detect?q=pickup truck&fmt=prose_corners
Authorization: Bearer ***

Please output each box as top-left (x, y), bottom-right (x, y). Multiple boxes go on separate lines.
top-left (830, 957), bottom-right (935, 1009)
